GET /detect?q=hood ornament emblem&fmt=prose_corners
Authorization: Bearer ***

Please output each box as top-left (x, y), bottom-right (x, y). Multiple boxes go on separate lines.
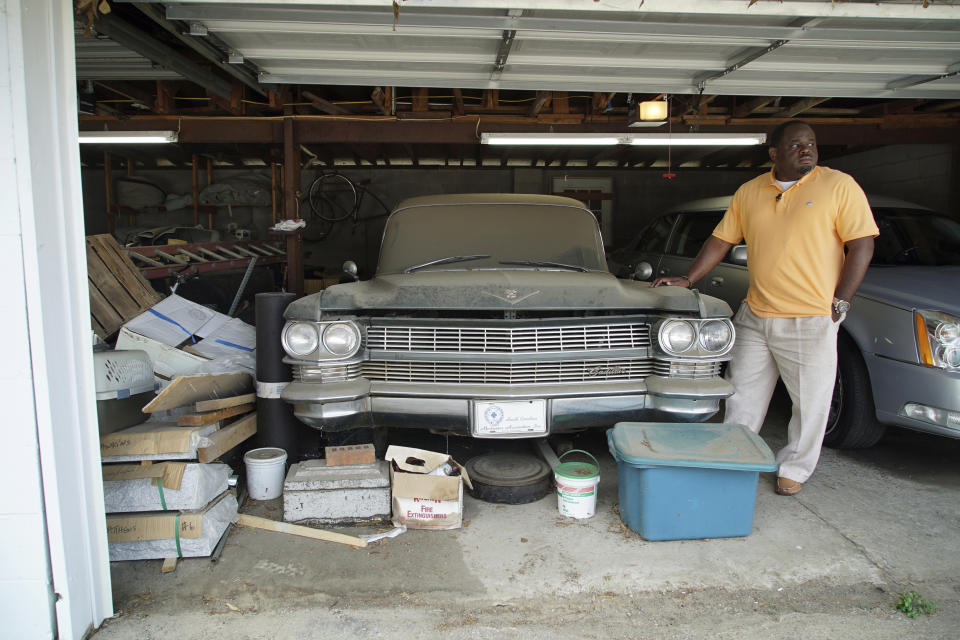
top-left (481, 289), bottom-right (541, 305)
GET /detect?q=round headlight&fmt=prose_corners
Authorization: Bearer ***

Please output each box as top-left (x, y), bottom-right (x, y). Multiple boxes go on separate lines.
top-left (935, 321), bottom-right (959, 345)
top-left (322, 322), bottom-right (360, 356)
top-left (284, 322), bottom-right (319, 356)
top-left (699, 320), bottom-right (733, 353)
top-left (660, 320), bottom-right (696, 354)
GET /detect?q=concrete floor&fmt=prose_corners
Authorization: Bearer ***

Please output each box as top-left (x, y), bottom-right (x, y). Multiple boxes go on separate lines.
top-left (92, 391), bottom-right (960, 639)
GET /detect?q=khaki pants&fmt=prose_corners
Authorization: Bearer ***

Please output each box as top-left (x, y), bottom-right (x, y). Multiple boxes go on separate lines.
top-left (723, 304), bottom-right (842, 483)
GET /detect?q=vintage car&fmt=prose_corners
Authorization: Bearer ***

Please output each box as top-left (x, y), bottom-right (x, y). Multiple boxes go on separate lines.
top-left (280, 193), bottom-right (736, 438)
top-left (608, 195), bottom-right (960, 448)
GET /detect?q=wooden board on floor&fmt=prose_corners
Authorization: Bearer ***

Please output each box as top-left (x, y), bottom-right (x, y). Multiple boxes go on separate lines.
top-left (87, 234), bottom-right (163, 339)
top-left (236, 514), bottom-right (367, 548)
top-left (195, 392), bottom-right (257, 413)
top-left (197, 413), bottom-right (257, 463)
top-left (142, 373), bottom-right (253, 413)
top-left (177, 403), bottom-right (254, 427)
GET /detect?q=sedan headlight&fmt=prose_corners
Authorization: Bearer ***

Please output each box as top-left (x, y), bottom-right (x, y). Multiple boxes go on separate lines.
top-left (699, 320), bottom-right (734, 353)
top-left (322, 322), bottom-right (361, 357)
top-left (659, 320), bottom-right (696, 354)
top-left (916, 310), bottom-right (960, 371)
top-left (284, 322), bottom-right (320, 356)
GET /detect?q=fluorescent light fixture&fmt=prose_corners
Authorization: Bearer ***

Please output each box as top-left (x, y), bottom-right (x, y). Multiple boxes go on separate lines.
top-left (481, 133), bottom-right (620, 146)
top-left (78, 130), bottom-right (178, 144)
top-left (629, 133), bottom-right (766, 146)
top-left (481, 132), bottom-right (766, 147)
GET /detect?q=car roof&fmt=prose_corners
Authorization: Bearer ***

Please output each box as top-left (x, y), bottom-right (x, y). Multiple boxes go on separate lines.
top-left (664, 194), bottom-right (935, 215)
top-left (393, 193), bottom-right (588, 212)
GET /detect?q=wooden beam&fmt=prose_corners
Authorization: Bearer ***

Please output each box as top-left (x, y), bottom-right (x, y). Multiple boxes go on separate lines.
top-left (452, 88), bottom-right (464, 116)
top-left (95, 81), bottom-right (155, 112)
top-left (371, 86), bottom-right (390, 115)
top-left (191, 154), bottom-right (199, 225)
top-left (177, 403), bottom-right (254, 427)
top-left (528, 91), bottom-right (551, 117)
top-left (552, 91), bottom-right (568, 114)
top-left (155, 81), bottom-right (172, 115)
top-left (302, 90), bottom-right (349, 115)
top-left (733, 96), bottom-right (774, 118)
top-left (236, 514), bottom-right (368, 548)
top-left (411, 87), bottom-right (429, 113)
top-left (197, 412), bottom-right (257, 463)
top-left (774, 97), bottom-right (829, 118)
top-left (103, 151), bottom-right (114, 234)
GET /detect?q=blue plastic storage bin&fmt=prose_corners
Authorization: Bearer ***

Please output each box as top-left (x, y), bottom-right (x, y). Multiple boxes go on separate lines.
top-left (607, 422), bottom-right (777, 541)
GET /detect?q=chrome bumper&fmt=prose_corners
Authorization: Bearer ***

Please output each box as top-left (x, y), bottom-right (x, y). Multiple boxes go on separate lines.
top-left (281, 377), bottom-right (734, 437)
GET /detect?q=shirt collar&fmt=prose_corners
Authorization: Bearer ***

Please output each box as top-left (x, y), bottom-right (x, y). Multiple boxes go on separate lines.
top-left (767, 164), bottom-right (819, 188)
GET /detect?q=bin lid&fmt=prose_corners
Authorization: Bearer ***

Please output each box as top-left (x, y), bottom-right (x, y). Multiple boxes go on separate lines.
top-left (607, 423), bottom-right (777, 472)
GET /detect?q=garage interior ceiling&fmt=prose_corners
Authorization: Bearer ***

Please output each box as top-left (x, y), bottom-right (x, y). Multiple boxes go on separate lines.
top-left (77, 0), bottom-right (960, 170)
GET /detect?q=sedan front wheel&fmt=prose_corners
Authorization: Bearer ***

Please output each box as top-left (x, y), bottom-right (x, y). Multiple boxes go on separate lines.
top-left (823, 334), bottom-right (886, 449)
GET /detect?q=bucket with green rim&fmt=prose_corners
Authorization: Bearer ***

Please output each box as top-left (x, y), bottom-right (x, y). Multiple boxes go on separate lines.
top-left (555, 449), bottom-right (600, 519)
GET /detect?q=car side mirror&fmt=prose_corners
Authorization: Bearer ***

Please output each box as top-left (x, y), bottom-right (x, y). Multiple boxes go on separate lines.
top-left (729, 245), bottom-right (747, 266)
top-left (631, 261), bottom-right (654, 281)
top-left (342, 260), bottom-right (359, 282)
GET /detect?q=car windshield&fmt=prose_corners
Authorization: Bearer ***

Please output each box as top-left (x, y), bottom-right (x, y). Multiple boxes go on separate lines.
top-left (377, 203), bottom-right (607, 274)
top-left (872, 208), bottom-right (960, 267)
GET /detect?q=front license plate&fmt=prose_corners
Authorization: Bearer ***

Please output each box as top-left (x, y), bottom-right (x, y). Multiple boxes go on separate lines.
top-left (474, 399), bottom-right (547, 436)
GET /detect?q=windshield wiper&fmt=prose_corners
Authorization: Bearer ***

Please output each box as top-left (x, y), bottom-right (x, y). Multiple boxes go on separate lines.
top-left (499, 260), bottom-right (588, 272)
top-left (404, 254), bottom-right (491, 273)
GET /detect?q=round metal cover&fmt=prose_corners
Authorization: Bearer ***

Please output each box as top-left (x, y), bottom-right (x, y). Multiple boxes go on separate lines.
top-left (465, 452), bottom-right (552, 504)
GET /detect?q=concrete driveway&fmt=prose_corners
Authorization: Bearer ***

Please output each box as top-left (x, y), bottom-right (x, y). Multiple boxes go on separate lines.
top-left (93, 391), bottom-right (960, 639)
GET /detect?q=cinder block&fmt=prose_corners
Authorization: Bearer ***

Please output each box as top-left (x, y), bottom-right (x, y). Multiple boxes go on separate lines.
top-left (282, 459), bottom-right (390, 524)
top-left (325, 443), bottom-right (376, 466)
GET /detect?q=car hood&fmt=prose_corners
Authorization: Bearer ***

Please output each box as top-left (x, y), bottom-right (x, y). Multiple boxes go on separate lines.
top-left (285, 270), bottom-right (731, 320)
top-left (858, 266), bottom-right (960, 316)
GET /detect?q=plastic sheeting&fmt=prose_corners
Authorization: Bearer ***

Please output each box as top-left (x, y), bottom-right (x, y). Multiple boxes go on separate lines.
top-left (103, 463), bottom-right (232, 513)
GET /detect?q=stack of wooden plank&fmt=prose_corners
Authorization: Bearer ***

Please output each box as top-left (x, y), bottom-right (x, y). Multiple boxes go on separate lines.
top-left (101, 372), bottom-right (258, 570)
top-left (87, 234), bottom-right (163, 340)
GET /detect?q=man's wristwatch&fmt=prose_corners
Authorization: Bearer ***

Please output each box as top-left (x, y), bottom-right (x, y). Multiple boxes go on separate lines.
top-left (832, 297), bottom-right (850, 314)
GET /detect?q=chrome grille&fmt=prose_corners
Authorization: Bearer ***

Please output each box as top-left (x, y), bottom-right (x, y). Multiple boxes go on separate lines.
top-left (361, 359), bottom-right (654, 384)
top-left (294, 362), bottom-right (364, 383)
top-left (653, 360), bottom-right (723, 379)
top-left (366, 323), bottom-right (650, 353)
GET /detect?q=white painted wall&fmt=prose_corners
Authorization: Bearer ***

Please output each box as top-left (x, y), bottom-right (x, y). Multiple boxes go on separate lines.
top-left (1, 1), bottom-right (112, 637)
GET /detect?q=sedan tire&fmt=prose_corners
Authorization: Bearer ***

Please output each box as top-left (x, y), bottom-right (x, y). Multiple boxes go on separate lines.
top-left (823, 334), bottom-right (886, 449)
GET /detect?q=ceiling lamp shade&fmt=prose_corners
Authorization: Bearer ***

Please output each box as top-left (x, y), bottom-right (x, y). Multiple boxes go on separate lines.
top-left (638, 100), bottom-right (668, 121)
top-left (481, 132), bottom-right (766, 146)
top-left (78, 130), bottom-right (179, 144)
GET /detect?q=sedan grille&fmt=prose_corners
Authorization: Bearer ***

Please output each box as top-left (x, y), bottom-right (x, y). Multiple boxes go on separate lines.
top-left (294, 358), bottom-right (720, 384)
top-left (360, 358), bottom-right (653, 384)
top-left (366, 323), bottom-right (650, 353)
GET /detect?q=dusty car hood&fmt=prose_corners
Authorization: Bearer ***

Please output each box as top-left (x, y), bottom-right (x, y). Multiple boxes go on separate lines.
top-left (285, 270), bottom-right (731, 320)
top-left (858, 266), bottom-right (960, 316)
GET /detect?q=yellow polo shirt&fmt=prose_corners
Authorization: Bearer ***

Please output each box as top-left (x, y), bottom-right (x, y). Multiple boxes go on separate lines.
top-left (712, 165), bottom-right (879, 318)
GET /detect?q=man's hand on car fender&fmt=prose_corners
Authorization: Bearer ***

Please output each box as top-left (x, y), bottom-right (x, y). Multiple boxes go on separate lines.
top-left (651, 275), bottom-right (691, 288)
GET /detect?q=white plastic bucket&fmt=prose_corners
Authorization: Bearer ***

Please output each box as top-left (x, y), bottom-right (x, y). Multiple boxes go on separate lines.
top-left (555, 449), bottom-right (600, 519)
top-left (244, 447), bottom-right (288, 500)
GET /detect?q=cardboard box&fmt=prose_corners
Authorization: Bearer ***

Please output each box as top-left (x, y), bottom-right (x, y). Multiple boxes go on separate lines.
top-left (385, 446), bottom-right (472, 530)
top-left (100, 421), bottom-right (218, 461)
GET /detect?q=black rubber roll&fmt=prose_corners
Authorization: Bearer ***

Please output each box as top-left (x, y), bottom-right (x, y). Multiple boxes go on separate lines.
top-left (254, 292), bottom-right (320, 461)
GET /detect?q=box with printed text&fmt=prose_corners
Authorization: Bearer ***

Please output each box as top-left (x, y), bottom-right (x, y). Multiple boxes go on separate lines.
top-left (385, 446), bottom-right (472, 530)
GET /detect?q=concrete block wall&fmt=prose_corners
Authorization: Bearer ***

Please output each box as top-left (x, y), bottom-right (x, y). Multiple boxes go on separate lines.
top-left (826, 144), bottom-right (956, 217)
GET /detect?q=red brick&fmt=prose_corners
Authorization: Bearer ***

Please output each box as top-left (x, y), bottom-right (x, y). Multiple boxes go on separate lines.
top-left (325, 443), bottom-right (376, 466)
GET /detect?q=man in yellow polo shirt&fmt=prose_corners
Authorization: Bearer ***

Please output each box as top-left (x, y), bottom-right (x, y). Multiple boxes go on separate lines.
top-left (652, 120), bottom-right (878, 496)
